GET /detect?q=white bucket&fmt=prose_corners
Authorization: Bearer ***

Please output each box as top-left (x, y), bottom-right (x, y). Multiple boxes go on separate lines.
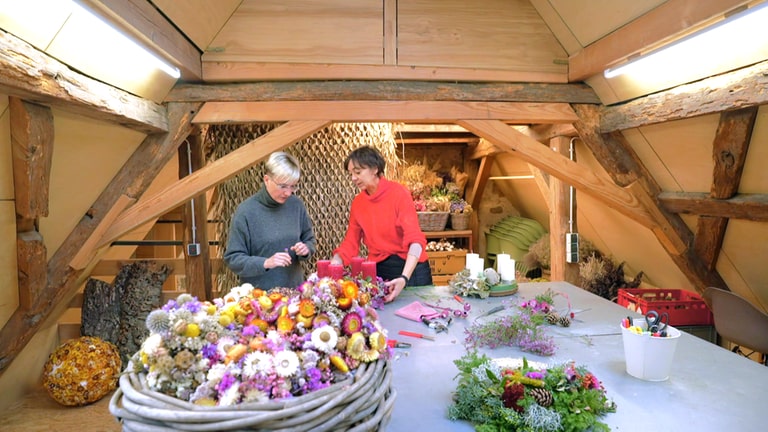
top-left (620, 319), bottom-right (681, 381)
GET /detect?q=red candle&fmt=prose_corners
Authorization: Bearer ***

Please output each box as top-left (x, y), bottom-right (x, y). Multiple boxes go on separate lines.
top-left (317, 260), bottom-right (331, 278)
top-left (362, 260), bottom-right (377, 280)
top-left (351, 256), bottom-right (364, 276)
top-left (329, 263), bottom-right (344, 280)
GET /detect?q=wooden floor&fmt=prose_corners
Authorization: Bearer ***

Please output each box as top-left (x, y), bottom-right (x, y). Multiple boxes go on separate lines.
top-left (3, 388), bottom-right (121, 432)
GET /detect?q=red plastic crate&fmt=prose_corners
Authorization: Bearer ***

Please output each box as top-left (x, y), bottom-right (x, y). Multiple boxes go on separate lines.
top-left (617, 288), bottom-right (714, 326)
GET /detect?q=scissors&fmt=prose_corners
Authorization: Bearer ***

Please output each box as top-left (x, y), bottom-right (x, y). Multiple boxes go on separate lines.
top-left (645, 310), bottom-right (669, 333)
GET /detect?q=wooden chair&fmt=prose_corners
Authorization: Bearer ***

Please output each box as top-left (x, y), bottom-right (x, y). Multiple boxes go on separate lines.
top-left (704, 287), bottom-right (768, 365)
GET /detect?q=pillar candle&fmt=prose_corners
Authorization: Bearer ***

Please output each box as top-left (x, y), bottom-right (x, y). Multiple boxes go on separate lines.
top-left (465, 253), bottom-right (479, 269)
top-left (317, 260), bottom-right (331, 278)
top-left (468, 255), bottom-right (484, 279)
top-left (496, 254), bottom-right (514, 282)
top-left (329, 263), bottom-right (344, 280)
top-left (362, 260), bottom-right (377, 280)
top-left (351, 256), bottom-right (364, 276)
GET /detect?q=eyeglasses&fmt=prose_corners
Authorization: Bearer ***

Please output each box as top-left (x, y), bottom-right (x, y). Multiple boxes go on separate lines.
top-left (276, 183), bottom-right (299, 192)
top-left (268, 176), bottom-right (299, 192)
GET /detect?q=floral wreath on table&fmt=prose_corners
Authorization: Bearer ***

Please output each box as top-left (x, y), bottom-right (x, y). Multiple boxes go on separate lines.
top-left (132, 274), bottom-right (391, 405)
top-left (449, 351), bottom-right (616, 432)
top-left (449, 268), bottom-right (518, 299)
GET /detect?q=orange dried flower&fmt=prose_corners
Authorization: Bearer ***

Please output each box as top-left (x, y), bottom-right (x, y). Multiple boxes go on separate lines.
top-left (299, 299), bottom-right (316, 317)
top-left (341, 280), bottom-right (359, 299)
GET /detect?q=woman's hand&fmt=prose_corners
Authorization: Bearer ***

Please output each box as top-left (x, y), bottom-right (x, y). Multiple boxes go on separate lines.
top-left (384, 277), bottom-right (407, 302)
top-left (290, 242), bottom-right (310, 257)
top-left (265, 251), bottom-right (292, 269)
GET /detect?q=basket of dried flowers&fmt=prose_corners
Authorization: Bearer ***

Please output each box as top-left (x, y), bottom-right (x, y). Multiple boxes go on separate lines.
top-left (109, 276), bottom-right (396, 431)
top-left (111, 358), bottom-right (394, 431)
top-left (417, 211), bottom-right (450, 232)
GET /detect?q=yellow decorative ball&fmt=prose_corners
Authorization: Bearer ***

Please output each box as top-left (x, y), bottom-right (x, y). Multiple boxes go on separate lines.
top-left (42, 336), bottom-right (122, 406)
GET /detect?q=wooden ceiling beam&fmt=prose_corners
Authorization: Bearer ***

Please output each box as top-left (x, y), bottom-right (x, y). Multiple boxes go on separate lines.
top-left (659, 192), bottom-right (768, 221)
top-left (600, 59), bottom-right (768, 132)
top-left (457, 119), bottom-right (654, 227)
top-left (97, 120), bottom-right (330, 249)
top-left (568, 0), bottom-right (749, 81)
top-left (168, 81), bottom-right (600, 103)
top-left (695, 107), bottom-right (758, 269)
top-left (572, 104), bottom-right (727, 294)
top-left (201, 62), bottom-right (568, 84)
top-left (0, 102), bottom-right (202, 375)
top-left (0, 28), bottom-right (168, 135)
top-left (194, 101), bottom-right (579, 124)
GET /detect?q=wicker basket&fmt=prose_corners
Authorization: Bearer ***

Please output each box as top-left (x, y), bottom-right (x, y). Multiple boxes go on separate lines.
top-left (417, 211), bottom-right (449, 231)
top-left (450, 213), bottom-right (470, 230)
top-left (109, 359), bottom-right (395, 432)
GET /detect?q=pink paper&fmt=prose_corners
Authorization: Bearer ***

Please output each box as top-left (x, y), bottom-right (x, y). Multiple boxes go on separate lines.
top-left (394, 301), bottom-right (438, 322)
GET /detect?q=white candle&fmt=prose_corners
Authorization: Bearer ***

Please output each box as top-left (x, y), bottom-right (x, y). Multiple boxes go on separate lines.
top-left (469, 255), bottom-right (484, 279)
top-left (465, 253), bottom-right (479, 270)
top-left (497, 254), bottom-right (515, 282)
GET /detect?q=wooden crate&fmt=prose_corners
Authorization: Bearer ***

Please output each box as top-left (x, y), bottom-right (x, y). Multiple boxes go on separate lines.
top-left (427, 249), bottom-right (467, 276)
top-left (432, 275), bottom-right (452, 286)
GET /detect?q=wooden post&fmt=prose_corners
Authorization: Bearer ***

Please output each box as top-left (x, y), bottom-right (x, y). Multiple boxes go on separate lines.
top-left (178, 129), bottom-right (212, 300)
top-left (549, 136), bottom-right (579, 284)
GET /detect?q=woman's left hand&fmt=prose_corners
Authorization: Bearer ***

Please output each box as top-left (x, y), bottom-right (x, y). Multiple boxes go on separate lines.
top-left (290, 242), bottom-right (310, 257)
top-left (384, 277), bottom-right (407, 303)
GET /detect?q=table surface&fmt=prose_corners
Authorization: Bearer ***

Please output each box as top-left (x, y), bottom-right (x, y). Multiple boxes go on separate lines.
top-left (378, 281), bottom-right (768, 431)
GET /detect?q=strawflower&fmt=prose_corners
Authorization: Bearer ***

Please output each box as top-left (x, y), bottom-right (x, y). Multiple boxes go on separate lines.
top-left (131, 274), bottom-right (392, 406)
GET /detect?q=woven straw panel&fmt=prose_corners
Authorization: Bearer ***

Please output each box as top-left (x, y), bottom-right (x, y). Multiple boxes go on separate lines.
top-left (206, 123), bottom-right (400, 293)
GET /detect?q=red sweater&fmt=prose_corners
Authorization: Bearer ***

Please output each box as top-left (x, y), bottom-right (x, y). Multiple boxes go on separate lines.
top-left (334, 177), bottom-right (428, 264)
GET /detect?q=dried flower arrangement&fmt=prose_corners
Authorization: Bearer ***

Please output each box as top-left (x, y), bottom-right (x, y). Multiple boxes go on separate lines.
top-left (398, 162), bottom-right (469, 213)
top-left (449, 352), bottom-right (616, 431)
top-left (524, 234), bottom-right (644, 301)
top-left (130, 275), bottom-right (391, 406)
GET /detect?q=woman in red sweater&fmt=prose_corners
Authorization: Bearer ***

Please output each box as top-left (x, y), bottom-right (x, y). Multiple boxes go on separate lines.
top-left (331, 146), bottom-right (433, 301)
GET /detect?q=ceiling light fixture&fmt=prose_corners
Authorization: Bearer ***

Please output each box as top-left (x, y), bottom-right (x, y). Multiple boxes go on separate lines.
top-left (604, 2), bottom-right (768, 79)
top-left (71, 0), bottom-right (180, 79)
top-left (489, 175), bottom-right (535, 180)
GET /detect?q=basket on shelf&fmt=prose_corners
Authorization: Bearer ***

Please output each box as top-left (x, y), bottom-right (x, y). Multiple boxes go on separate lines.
top-left (110, 359), bottom-right (395, 432)
top-left (450, 213), bottom-right (470, 230)
top-left (417, 211), bottom-right (450, 231)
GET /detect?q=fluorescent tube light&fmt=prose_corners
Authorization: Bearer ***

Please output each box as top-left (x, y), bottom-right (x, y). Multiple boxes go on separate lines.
top-left (489, 175), bottom-right (535, 180)
top-left (604, 2), bottom-right (768, 79)
top-left (71, 1), bottom-right (180, 79)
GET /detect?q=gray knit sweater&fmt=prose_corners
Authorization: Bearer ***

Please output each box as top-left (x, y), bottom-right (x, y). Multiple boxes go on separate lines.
top-left (223, 187), bottom-right (316, 290)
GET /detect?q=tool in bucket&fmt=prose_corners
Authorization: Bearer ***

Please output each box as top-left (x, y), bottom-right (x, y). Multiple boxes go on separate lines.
top-left (645, 310), bottom-right (669, 335)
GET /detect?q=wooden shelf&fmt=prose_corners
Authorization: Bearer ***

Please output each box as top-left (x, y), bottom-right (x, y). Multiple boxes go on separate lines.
top-left (424, 229), bottom-right (473, 251)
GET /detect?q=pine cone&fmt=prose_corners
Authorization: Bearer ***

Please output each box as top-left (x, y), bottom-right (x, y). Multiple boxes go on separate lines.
top-left (529, 387), bottom-right (554, 407)
top-left (545, 311), bottom-right (559, 324)
top-left (558, 315), bottom-right (572, 327)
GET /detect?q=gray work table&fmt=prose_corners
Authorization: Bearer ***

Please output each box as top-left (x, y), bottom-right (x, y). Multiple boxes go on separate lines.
top-left (379, 281), bottom-right (768, 431)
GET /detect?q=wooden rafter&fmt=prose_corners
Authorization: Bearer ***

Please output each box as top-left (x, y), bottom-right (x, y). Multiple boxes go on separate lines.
top-left (600, 59), bottom-right (768, 132)
top-left (695, 107), bottom-right (758, 269)
top-left (0, 28), bottom-right (168, 135)
top-left (167, 81), bottom-right (600, 103)
top-left (0, 102), bottom-right (202, 375)
top-left (572, 104), bottom-right (727, 294)
top-left (659, 192), bottom-right (768, 221)
top-left (97, 120), bottom-right (331, 249)
top-left (193, 101), bottom-right (579, 124)
top-left (202, 62), bottom-right (568, 83)
top-left (457, 119), bottom-right (654, 227)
